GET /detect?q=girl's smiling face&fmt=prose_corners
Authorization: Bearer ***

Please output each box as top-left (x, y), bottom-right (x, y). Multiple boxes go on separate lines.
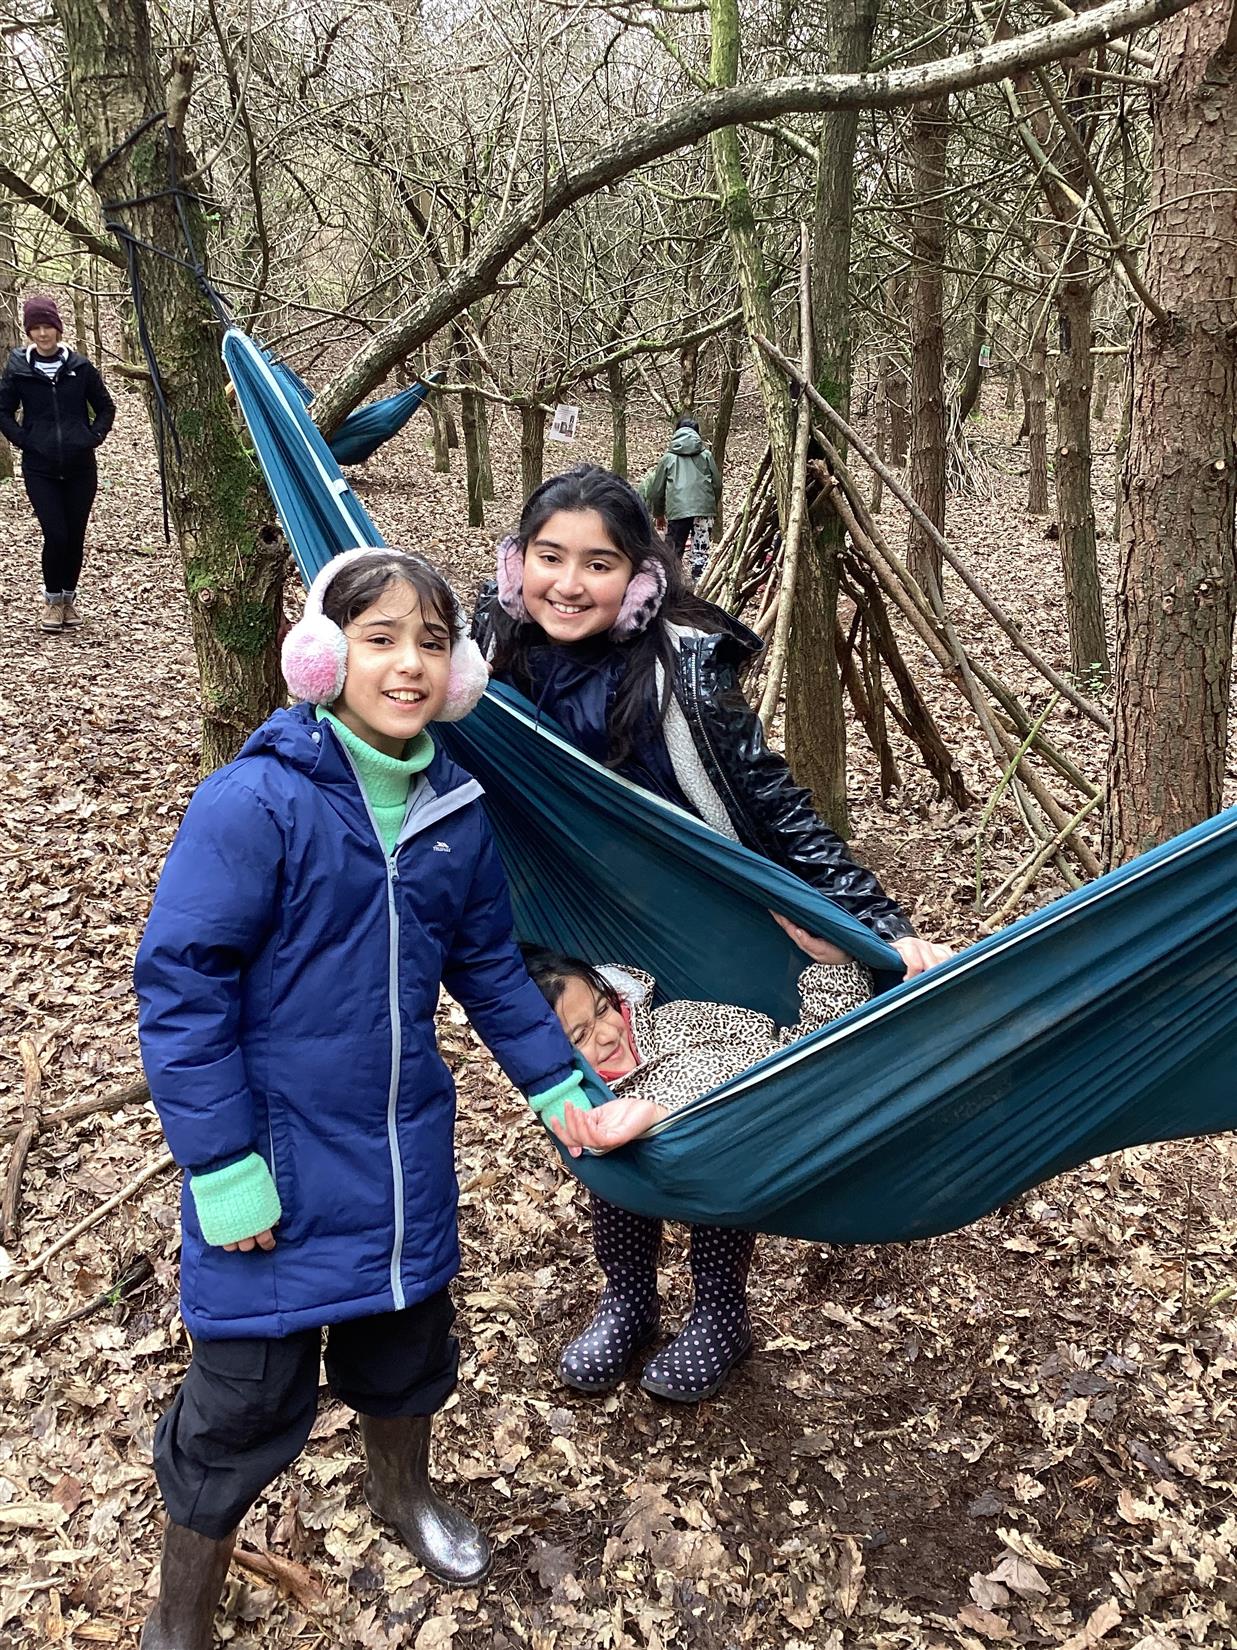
top-left (522, 508), bottom-right (632, 641)
top-left (555, 974), bottom-right (638, 1075)
top-left (334, 579), bottom-right (452, 756)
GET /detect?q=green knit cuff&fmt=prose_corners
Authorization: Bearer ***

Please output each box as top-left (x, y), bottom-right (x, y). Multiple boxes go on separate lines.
top-left (528, 1071), bottom-right (590, 1132)
top-left (189, 1152), bottom-right (282, 1247)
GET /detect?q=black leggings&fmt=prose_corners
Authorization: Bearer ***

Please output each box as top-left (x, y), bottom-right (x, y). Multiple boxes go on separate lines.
top-left (24, 461), bottom-right (97, 595)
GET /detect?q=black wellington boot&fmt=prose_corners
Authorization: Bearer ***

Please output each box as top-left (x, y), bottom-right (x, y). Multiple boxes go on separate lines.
top-left (360, 1413), bottom-right (491, 1585)
top-left (640, 1225), bottom-right (755, 1402)
top-left (139, 1522), bottom-right (236, 1650)
top-left (558, 1194), bottom-right (662, 1393)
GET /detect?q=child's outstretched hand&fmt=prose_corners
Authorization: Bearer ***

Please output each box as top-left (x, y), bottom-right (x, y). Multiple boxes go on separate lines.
top-left (223, 1228), bottom-right (277, 1253)
top-left (550, 1096), bottom-right (666, 1157)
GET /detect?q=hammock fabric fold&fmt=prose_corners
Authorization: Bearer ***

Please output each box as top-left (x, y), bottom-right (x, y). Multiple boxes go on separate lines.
top-left (264, 350), bottom-right (441, 466)
top-left (223, 325), bottom-right (1237, 1244)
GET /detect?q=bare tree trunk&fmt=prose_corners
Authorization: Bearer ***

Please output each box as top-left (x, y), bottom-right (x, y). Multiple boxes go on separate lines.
top-left (1093, 355), bottom-right (1111, 421)
top-left (885, 361), bottom-right (910, 465)
top-left (461, 387), bottom-right (486, 527)
top-left (1105, 2), bottom-right (1237, 863)
top-left (678, 261), bottom-right (704, 411)
top-left (428, 393), bottom-right (450, 472)
top-left (955, 252), bottom-right (989, 424)
top-left (785, 0), bottom-right (880, 837)
top-left (0, 199), bottom-right (19, 483)
top-left (53, 0), bottom-right (284, 772)
top-left (474, 390), bottom-right (494, 500)
top-left (71, 253), bottom-right (88, 344)
top-left (907, 77), bottom-right (948, 590)
top-left (1022, 329), bottom-right (1049, 515)
top-left (1111, 353), bottom-right (1133, 543)
top-left (88, 255), bottom-right (103, 362)
top-left (1054, 264), bottom-right (1108, 679)
top-left (708, 0), bottom-right (795, 517)
top-left (607, 360), bottom-right (628, 478)
top-left (709, 333), bottom-right (741, 491)
top-left (520, 403), bottom-right (546, 498)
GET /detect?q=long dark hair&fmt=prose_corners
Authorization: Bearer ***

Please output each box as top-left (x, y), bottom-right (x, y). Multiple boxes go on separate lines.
top-left (323, 548), bottom-right (460, 639)
top-left (520, 943), bottom-right (621, 1019)
top-left (489, 465), bottom-right (720, 766)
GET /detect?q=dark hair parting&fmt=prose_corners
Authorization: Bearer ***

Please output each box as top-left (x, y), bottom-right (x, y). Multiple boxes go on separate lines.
top-left (322, 549), bottom-right (460, 639)
top-left (520, 943), bottom-right (622, 1016)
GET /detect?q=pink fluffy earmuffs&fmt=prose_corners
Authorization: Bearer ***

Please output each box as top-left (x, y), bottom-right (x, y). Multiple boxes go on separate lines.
top-left (281, 547), bottom-right (490, 722)
top-left (495, 533), bottom-right (666, 639)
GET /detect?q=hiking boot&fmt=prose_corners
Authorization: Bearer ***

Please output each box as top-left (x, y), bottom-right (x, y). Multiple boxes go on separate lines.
top-left (61, 597), bottom-right (82, 629)
top-left (40, 600), bottom-right (63, 632)
top-left (558, 1195), bottom-right (661, 1393)
top-left (139, 1521), bottom-right (235, 1650)
top-left (360, 1413), bottom-right (491, 1585)
top-left (640, 1225), bottom-right (755, 1402)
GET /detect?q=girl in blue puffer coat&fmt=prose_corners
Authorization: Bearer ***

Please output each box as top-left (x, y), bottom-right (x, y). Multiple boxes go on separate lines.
top-left (134, 548), bottom-right (588, 1646)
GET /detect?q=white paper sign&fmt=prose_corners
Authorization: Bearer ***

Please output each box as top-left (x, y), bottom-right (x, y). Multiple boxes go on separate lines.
top-left (547, 404), bottom-right (580, 443)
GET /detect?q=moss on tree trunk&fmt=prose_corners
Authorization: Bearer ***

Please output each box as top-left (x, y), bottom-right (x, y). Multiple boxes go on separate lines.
top-left (53, 0), bottom-right (283, 773)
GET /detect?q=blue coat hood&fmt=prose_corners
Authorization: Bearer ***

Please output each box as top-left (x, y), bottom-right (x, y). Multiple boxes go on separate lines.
top-left (135, 705), bottom-right (575, 1339)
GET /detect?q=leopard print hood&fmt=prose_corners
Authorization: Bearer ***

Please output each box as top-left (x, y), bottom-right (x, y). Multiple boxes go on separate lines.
top-left (594, 962), bottom-right (872, 1118)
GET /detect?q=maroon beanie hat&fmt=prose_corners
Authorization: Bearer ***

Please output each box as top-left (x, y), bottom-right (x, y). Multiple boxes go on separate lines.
top-left (23, 296), bottom-right (63, 335)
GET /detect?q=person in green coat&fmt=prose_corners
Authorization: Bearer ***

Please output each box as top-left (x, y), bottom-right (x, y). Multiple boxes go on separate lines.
top-left (645, 416), bottom-right (721, 584)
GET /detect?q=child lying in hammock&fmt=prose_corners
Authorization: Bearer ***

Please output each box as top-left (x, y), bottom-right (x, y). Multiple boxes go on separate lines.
top-left (522, 946), bottom-right (871, 1154)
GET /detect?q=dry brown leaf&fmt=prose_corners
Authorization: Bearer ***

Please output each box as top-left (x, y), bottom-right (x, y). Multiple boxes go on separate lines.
top-left (1058, 1598), bottom-right (1122, 1650)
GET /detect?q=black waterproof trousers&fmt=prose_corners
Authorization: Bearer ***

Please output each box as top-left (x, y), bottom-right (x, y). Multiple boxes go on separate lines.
top-left (154, 1290), bottom-right (458, 1539)
top-left (24, 458), bottom-right (97, 595)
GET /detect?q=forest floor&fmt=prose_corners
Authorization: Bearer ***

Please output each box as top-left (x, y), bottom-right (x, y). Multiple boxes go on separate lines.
top-left (0, 374), bottom-right (1234, 1650)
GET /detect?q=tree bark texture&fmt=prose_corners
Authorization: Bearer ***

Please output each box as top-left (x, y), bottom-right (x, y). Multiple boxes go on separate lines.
top-left (1032, 64), bottom-right (1109, 681)
top-left (607, 361), bottom-right (628, 478)
top-left (784, 0), bottom-right (880, 838)
top-left (1022, 328), bottom-right (1050, 514)
top-left (1054, 268), bottom-right (1108, 678)
top-left (955, 258), bottom-right (989, 424)
top-left (461, 388), bottom-right (486, 527)
top-left (520, 404), bottom-right (546, 498)
top-left (708, 0), bottom-right (795, 515)
top-left (1105, 1), bottom-right (1237, 863)
top-left (429, 394), bottom-right (451, 472)
top-left (53, 0), bottom-right (283, 772)
top-left (678, 261), bottom-right (704, 411)
top-left (907, 82), bottom-right (949, 592)
top-left (709, 330), bottom-right (741, 492)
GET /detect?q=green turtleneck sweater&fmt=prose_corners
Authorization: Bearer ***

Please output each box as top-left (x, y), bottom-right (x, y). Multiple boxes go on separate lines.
top-left (316, 707), bottom-right (434, 851)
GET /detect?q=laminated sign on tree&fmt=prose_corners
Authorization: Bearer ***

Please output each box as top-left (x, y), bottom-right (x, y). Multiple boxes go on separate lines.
top-left (548, 405), bottom-right (580, 442)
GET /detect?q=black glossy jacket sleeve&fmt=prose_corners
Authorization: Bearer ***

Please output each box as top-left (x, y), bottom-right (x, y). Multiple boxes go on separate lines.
top-left (683, 661), bottom-right (915, 943)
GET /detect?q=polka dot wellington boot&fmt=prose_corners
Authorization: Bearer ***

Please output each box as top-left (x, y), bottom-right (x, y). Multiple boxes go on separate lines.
top-left (558, 1194), bottom-right (662, 1393)
top-left (639, 1225), bottom-right (755, 1402)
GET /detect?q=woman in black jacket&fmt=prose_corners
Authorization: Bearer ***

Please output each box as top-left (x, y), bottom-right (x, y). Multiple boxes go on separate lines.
top-left (476, 464), bottom-right (951, 1403)
top-left (0, 295), bottom-right (115, 632)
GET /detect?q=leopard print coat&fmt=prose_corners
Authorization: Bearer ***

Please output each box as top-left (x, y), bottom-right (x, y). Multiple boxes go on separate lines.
top-left (597, 961), bottom-right (872, 1117)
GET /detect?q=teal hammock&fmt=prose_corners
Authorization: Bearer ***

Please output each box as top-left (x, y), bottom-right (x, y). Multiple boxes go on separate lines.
top-left (223, 326), bottom-right (1237, 1243)
top-left (267, 354), bottom-right (443, 466)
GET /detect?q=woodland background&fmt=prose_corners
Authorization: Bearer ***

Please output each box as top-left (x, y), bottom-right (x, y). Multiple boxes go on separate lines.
top-left (0, 0), bottom-right (1235, 1645)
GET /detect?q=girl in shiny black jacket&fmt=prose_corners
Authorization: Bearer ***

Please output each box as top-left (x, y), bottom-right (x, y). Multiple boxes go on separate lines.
top-left (475, 464), bottom-right (951, 1403)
